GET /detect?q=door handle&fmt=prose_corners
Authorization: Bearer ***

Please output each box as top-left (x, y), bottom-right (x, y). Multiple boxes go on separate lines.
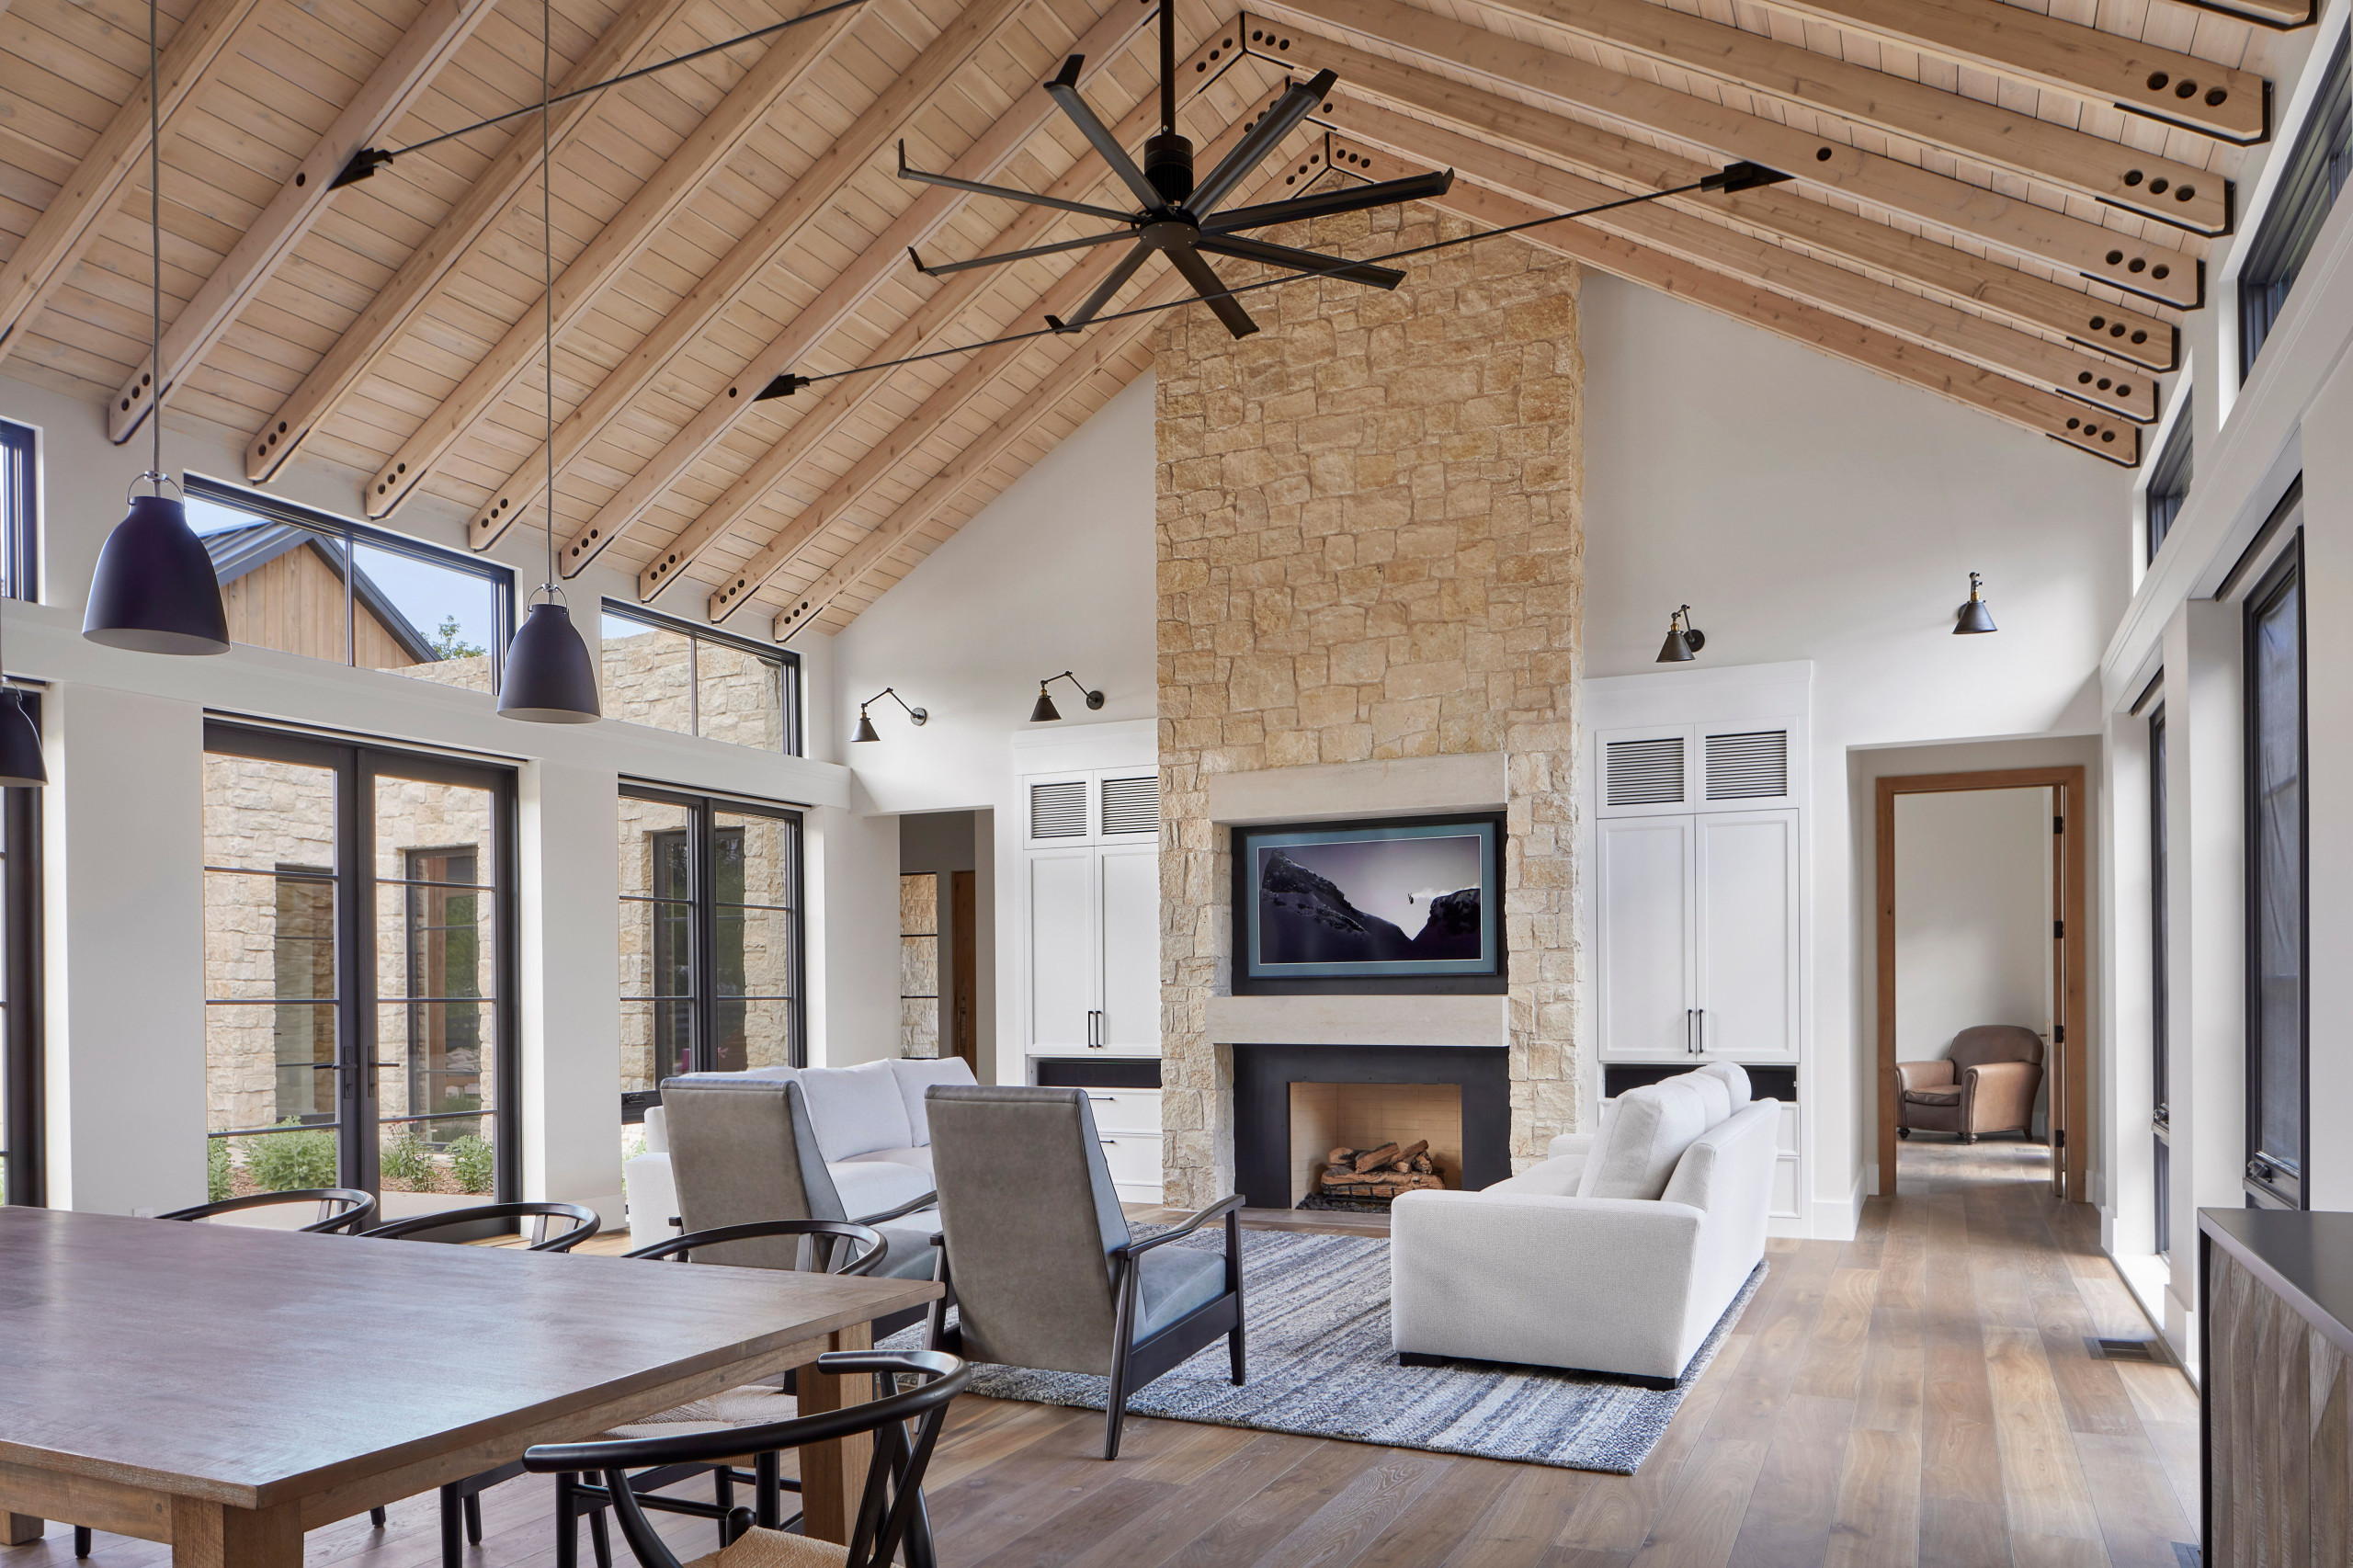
top-left (1696, 1009), bottom-right (1705, 1056)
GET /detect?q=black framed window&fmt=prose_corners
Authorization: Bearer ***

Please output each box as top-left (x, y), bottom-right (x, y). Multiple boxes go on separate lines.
top-left (0, 699), bottom-right (42, 1205)
top-left (202, 723), bottom-right (518, 1211)
top-left (2150, 701), bottom-right (2170, 1254)
top-left (2241, 31), bottom-right (2351, 380)
top-left (600, 601), bottom-right (801, 754)
top-left (619, 788), bottom-right (802, 1126)
top-left (2145, 415), bottom-right (2192, 564)
top-left (2245, 536), bottom-right (2307, 1209)
top-left (185, 478), bottom-right (512, 691)
top-left (0, 419), bottom-right (35, 602)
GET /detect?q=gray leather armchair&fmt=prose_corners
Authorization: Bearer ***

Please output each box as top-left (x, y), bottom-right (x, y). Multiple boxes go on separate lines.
top-left (924, 1085), bottom-right (1245, 1459)
top-left (1896, 1025), bottom-right (2045, 1142)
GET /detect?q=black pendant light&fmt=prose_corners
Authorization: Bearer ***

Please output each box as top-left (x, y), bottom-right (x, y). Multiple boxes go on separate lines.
top-left (498, 0), bottom-right (600, 725)
top-left (1029, 669), bottom-right (1105, 722)
top-left (853, 687), bottom-right (926, 743)
top-left (1655, 605), bottom-right (1704, 664)
top-left (83, 0), bottom-right (229, 656)
top-left (1954, 572), bottom-right (1997, 635)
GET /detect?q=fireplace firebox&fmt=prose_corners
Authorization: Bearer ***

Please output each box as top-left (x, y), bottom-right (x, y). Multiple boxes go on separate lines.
top-left (1231, 1042), bottom-right (1510, 1209)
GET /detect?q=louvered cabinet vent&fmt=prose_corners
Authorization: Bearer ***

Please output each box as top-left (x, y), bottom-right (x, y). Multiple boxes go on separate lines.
top-left (1029, 779), bottom-right (1087, 838)
top-left (1606, 736), bottom-right (1686, 806)
top-left (1704, 731), bottom-right (1790, 801)
top-left (1100, 776), bottom-right (1160, 835)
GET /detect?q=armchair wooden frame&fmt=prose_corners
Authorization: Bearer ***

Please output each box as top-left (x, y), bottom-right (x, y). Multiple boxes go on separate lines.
top-left (1874, 767), bottom-right (2087, 1200)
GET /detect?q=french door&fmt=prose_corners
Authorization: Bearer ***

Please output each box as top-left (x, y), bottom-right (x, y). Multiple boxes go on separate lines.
top-left (201, 723), bottom-right (517, 1214)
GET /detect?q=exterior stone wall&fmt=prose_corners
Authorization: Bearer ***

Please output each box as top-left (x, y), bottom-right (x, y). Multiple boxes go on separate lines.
top-left (1154, 208), bottom-right (1586, 1208)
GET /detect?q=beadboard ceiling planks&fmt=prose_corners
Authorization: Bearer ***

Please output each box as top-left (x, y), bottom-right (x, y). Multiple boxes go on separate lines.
top-left (0, 0), bottom-right (2290, 638)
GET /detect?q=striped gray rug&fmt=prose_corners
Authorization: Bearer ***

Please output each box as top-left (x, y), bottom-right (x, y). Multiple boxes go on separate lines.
top-left (888, 1227), bottom-right (1764, 1474)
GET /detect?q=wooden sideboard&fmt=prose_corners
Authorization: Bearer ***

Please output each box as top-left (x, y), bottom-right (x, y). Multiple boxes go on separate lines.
top-left (2200, 1208), bottom-right (2353, 1562)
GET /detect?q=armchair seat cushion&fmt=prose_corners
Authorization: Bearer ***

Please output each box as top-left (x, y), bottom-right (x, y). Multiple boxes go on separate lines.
top-left (872, 1212), bottom-right (941, 1281)
top-left (1902, 1087), bottom-right (1962, 1107)
top-left (1137, 1245), bottom-right (1228, 1337)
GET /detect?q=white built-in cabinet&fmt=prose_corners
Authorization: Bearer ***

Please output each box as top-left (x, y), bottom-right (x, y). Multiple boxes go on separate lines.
top-left (1595, 724), bottom-right (1802, 1066)
top-left (1020, 769), bottom-right (1161, 1052)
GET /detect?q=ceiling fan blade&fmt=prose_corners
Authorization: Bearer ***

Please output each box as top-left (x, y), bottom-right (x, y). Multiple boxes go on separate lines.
top-left (912, 228), bottom-right (1135, 278)
top-left (1204, 169), bottom-right (1456, 234)
top-left (1056, 239), bottom-right (1154, 330)
top-left (1188, 69), bottom-right (1337, 218)
top-left (1043, 55), bottom-right (1164, 211)
top-left (1167, 244), bottom-right (1259, 339)
top-left (1192, 233), bottom-right (1404, 290)
top-left (896, 142), bottom-right (1137, 223)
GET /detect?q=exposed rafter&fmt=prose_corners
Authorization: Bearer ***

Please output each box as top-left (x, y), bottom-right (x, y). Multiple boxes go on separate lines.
top-left (244, 0), bottom-right (703, 483)
top-left (106, 0), bottom-right (498, 444)
top-left (0, 0), bottom-right (272, 358)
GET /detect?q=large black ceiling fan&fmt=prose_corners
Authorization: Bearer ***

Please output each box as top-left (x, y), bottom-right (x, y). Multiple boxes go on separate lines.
top-left (897, 2), bottom-right (1454, 339)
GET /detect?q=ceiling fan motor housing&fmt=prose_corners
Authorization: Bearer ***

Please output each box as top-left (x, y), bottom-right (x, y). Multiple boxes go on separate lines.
top-left (1145, 131), bottom-right (1195, 204)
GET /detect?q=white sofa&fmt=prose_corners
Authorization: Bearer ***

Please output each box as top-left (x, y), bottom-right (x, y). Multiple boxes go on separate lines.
top-left (623, 1056), bottom-right (975, 1248)
top-left (1389, 1062), bottom-right (1776, 1385)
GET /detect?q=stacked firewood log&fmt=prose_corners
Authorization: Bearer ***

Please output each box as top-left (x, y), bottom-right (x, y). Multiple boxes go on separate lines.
top-left (1315, 1140), bottom-right (1443, 1199)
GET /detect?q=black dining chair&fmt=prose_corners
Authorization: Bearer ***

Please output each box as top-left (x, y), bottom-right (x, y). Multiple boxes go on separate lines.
top-left (156, 1187), bottom-right (378, 1233)
top-left (551, 1220), bottom-right (889, 1568)
top-left (523, 1350), bottom-right (968, 1568)
top-left (358, 1201), bottom-right (602, 1562)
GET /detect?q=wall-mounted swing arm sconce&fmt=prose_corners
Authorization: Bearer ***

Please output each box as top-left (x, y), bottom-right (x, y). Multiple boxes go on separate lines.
top-left (1953, 572), bottom-right (1998, 635)
top-left (853, 687), bottom-right (927, 743)
top-left (1655, 606), bottom-right (1705, 664)
top-left (1029, 670), bottom-right (1106, 723)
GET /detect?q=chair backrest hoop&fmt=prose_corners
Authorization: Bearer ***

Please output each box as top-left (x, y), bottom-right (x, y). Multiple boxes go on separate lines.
top-left (156, 1187), bottom-right (378, 1234)
top-left (360, 1201), bottom-right (600, 1251)
top-left (623, 1219), bottom-right (886, 1275)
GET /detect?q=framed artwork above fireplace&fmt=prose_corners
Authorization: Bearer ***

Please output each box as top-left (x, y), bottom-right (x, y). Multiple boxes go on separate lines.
top-left (1232, 812), bottom-right (1507, 995)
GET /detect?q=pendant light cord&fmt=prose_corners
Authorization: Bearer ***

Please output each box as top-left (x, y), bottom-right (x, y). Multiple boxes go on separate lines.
top-left (541, 0), bottom-right (558, 606)
top-left (146, 0), bottom-right (164, 494)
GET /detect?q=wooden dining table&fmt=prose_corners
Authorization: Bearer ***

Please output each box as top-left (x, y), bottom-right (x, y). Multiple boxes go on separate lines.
top-left (0, 1208), bottom-right (943, 1567)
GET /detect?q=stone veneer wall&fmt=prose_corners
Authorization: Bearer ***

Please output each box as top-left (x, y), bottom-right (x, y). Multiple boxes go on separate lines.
top-left (1154, 208), bottom-right (1586, 1208)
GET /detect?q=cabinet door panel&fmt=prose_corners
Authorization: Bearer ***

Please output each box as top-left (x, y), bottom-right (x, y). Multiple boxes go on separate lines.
top-left (1697, 811), bottom-right (1800, 1060)
top-left (1599, 817), bottom-right (1696, 1060)
top-left (1097, 845), bottom-right (1160, 1050)
top-left (1029, 850), bottom-right (1096, 1049)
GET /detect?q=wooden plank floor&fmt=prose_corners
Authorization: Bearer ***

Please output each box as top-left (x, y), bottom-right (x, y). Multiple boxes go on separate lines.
top-left (3, 1140), bottom-right (2198, 1568)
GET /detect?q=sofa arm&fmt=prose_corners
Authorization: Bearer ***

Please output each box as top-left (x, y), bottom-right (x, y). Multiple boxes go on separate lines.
top-left (1895, 1059), bottom-right (1955, 1093)
top-left (1545, 1131), bottom-right (1597, 1162)
top-left (1390, 1190), bottom-right (1706, 1379)
top-left (1962, 1059), bottom-right (2041, 1133)
top-left (622, 1153), bottom-right (678, 1252)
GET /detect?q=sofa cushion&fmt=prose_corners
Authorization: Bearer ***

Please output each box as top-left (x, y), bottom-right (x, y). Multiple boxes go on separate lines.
top-left (890, 1057), bottom-right (976, 1145)
top-left (1576, 1080), bottom-right (1709, 1201)
top-left (1483, 1154), bottom-right (1584, 1197)
top-left (1697, 1062), bottom-right (1752, 1110)
top-left (826, 1158), bottom-right (934, 1221)
top-left (837, 1144), bottom-right (934, 1177)
top-left (1677, 1071), bottom-right (1732, 1128)
top-left (795, 1060), bottom-right (915, 1160)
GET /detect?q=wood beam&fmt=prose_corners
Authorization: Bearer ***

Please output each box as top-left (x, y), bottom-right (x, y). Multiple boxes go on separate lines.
top-left (702, 122), bottom-right (1284, 622)
top-left (1329, 104), bottom-right (2157, 424)
top-left (629, 76), bottom-right (1253, 599)
top-left (360, 0), bottom-right (858, 517)
top-left (107, 0), bottom-right (497, 444)
top-left (1243, 20), bottom-right (2178, 370)
top-left (466, 0), bottom-right (1147, 551)
top-left (1469, 0), bottom-right (2230, 233)
top-left (1250, 2), bottom-right (2206, 309)
top-left (245, 0), bottom-right (701, 483)
top-left (0, 0), bottom-right (272, 359)
top-left (772, 283), bottom-right (1171, 639)
top-left (1750, 0), bottom-right (2268, 143)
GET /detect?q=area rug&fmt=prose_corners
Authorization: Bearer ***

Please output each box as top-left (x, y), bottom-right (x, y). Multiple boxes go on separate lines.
top-left (883, 1228), bottom-right (1766, 1474)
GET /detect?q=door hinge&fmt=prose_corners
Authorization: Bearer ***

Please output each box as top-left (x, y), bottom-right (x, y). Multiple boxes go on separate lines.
top-left (2055, 1128), bottom-right (2066, 1149)
top-left (2054, 815), bottom-right (2064, 834)
top-left (2053, 1024), bottom-right (2065, 1043)
top-left (2053, 919), bottom-right (2064, 938)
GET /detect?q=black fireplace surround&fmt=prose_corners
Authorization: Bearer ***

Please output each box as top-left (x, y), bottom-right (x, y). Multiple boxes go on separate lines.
top-left (1230, 1041), bottom-right (1511, 1208)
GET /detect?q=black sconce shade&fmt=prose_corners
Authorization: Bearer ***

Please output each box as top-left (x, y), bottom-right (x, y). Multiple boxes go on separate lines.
top-left (1954, 572), bottom-right (1997, 635)
top-left (1655, 606), bottom-right (1704, 664)
top-left (1030, 670), bottom-right (1105, 722)
top-left (497, 601), bottom-right (602, 722)
top-left (854, 687), bottom-right (926, 743)
top-left (82, 494), bottom-right (231, 654)
top-left (0, 687), bottom-right (45, 789)
top-left (854, 709), bottom-right (882, 744)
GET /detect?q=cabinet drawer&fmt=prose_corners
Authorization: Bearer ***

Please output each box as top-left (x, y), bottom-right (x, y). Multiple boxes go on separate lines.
top-left (1082, 1088), bottom-right (1162, 1133)
top-left (1097, 1131), bottom-right (1162, 1189)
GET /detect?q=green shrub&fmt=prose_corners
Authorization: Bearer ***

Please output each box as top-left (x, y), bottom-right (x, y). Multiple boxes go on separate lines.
top-left (206, 1137), bottom-right (233, 1202)
top-left (449, 1134), bottom-right (494, 1194)
top-left (244, 1122), bottom-right (339, 1192)
top-left (381, 1134), bottom-right (434, 1189)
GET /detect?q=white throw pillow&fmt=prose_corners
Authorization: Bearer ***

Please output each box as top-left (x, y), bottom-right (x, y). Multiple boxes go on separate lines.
top-left (1575, 1080), bottom-right (1710, 1201)
top-left (1672, 1070), bottom-right (1732, 1128)
top-left (889, 1056), bottom-right (976, 1144)
top-left (1697, 1062), bottom-right (1753, 1110)
top-left (795, 1060), bottom-right (915, 1160)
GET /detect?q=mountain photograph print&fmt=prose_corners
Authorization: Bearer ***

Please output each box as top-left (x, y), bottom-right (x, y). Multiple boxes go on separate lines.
top-left (1236, 816), bottom-right (1503, 986)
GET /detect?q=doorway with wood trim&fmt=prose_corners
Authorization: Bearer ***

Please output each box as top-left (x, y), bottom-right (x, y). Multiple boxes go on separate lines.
top-left (1876, 767), bottom-right (2088, 1201)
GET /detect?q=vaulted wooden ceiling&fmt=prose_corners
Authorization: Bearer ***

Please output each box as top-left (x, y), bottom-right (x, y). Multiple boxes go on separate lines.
top-left (0, 0), bottom-right (2298, 636)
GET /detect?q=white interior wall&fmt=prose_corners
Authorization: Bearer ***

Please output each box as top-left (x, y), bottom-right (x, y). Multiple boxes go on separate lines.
top-left (1893, 788), bottom-right (2054, 1062)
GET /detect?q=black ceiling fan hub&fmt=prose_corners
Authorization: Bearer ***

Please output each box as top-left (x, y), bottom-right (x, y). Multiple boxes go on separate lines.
top-left (1144, 131), bottom-right (1194, 204)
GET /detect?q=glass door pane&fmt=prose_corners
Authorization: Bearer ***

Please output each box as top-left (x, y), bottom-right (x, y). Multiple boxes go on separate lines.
top-left (716, 810), bottom-right (797, 1073)
top-left (2248, 564), bottom-right (2305, 1206)
top-left (372, 773), bottom-right (501, 1218)
top-left (620, 795), bottom-right (696, 1135)
top-left (202, 752), bottom-right (344, 1210)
